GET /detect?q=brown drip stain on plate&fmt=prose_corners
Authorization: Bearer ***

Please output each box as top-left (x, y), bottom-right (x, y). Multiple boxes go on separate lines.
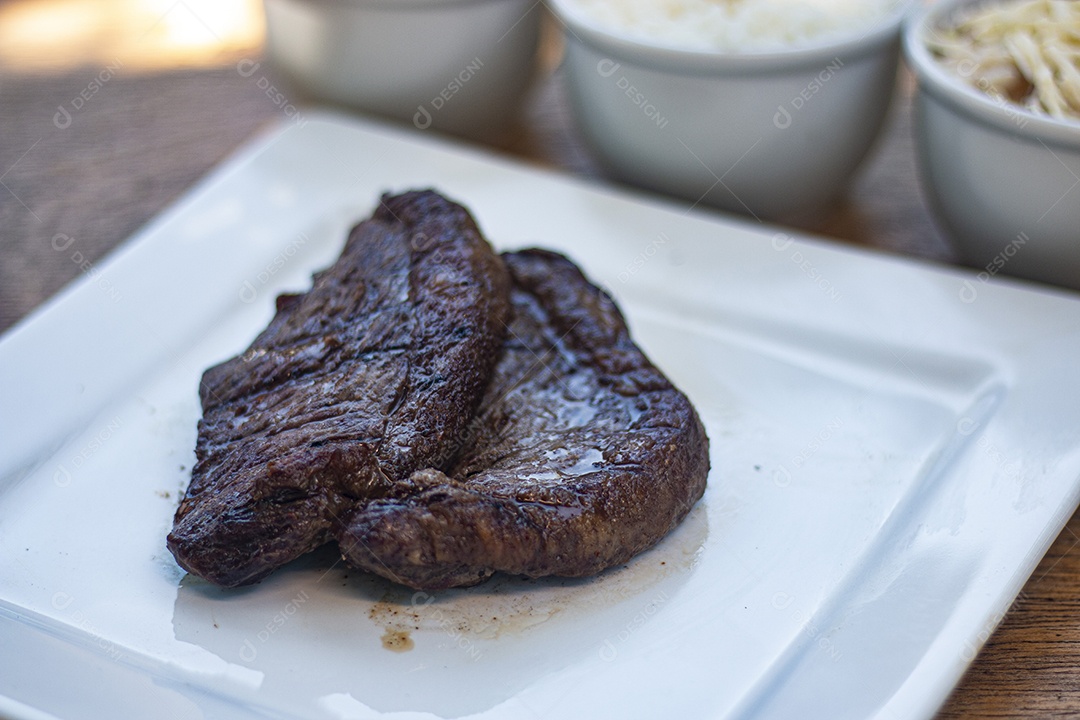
top-left (381, 627), bottom-right (415, 652)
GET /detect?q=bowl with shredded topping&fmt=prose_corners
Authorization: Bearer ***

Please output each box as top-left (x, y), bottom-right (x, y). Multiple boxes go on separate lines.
top-left (904, 0), bottom-right (1080, 291)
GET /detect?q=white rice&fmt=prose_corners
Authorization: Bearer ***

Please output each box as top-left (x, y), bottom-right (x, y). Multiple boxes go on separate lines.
top-left (565, 0), bottom-right (902, 52)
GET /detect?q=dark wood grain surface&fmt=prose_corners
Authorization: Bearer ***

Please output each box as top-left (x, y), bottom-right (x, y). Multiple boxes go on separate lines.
top-left (2, 13), bottom-right (1079, 719)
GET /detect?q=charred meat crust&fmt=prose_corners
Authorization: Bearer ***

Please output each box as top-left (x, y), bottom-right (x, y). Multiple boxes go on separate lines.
top-left (167, 190), bottom-right (510, 587)
top-left (169, 192), bottom-right (709, 593)
top-left (337, 249), bottom-right (710, 590)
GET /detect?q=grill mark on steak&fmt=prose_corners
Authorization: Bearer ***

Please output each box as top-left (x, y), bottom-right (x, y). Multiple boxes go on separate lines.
top-left (167, 190), bottom-right (510, 587)
top-left (337, 249), bottom-right (710, 590)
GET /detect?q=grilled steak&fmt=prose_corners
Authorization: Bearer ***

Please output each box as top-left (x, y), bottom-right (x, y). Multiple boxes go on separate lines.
top-left (338, 249), bottom-right (710, 589)
top-left (167, 190), bottom-right (510, 587)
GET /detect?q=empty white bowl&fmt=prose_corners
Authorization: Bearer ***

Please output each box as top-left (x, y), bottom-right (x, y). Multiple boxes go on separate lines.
top-left (548, 0), bottom-right (912, 222)
top-left (904, 0), bottom-right (1080, 292)
top-left (263, 0), bottom-right (541, 141)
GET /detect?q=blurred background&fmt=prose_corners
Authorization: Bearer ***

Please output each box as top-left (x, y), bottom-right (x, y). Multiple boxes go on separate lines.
top-left (0, 0), bottom-right (947, 335)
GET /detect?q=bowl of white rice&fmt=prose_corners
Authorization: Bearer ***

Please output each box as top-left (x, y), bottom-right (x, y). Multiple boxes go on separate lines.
top-left (548, 0), bottom-right (912, 221)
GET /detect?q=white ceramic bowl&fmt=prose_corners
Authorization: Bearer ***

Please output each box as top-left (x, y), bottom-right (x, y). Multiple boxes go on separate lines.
top-left (263, 0), bottom-right (541, 141)
top-left (904, 0), bottom-right (1080, 292)
top-left (548, 0), bottom-right (911, 222)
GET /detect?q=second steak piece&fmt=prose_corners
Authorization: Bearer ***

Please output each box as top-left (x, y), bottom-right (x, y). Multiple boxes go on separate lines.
top-left (339, 249), bottom-right (710, 589)
top-left (167, 190), bottom-right (510, 587)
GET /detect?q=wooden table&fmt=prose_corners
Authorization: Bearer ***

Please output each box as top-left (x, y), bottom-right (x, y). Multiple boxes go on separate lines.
top-left (2, 8), bottom-right (1079, 717)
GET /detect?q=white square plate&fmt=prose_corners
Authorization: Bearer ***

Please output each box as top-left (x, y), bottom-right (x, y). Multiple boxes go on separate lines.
top-left (3, 112), bottom-right (1080, 720)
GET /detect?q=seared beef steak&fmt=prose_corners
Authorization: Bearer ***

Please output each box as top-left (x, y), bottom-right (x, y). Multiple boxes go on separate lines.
top-left (338, 250), bottom-right (710, 589)
top-left (167, 190), bottom-right (510, 587)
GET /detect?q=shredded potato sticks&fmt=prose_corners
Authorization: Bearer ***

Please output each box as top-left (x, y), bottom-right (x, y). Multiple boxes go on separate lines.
top-left (927, 0), bottom-right (1080, 121)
